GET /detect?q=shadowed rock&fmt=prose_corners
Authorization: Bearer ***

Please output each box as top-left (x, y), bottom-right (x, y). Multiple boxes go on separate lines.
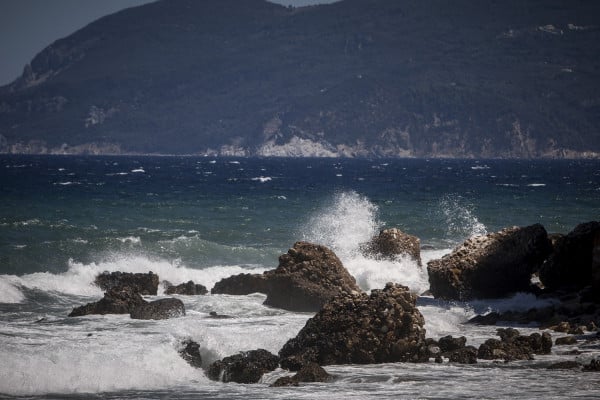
top-left (279, 283), bottom-right (428, 371)
top-left (68, 286), bottom-right (146, 317)
top-left (130, 298), bottom-right (185, 320)
top-left (207, 349), bottom-right (279, 384)
top-left (212, 242), bottom-right (361, 312)
top-left (165, 280), bottom-right (208, 295)
top-left (95, 271), bottom-right (159, 295)
top-left (427, 224), bottom-right (552, 300)
top-left (179, 339), bottom-right (203, 368)
top-left (271, 363), bottom-right (332, 387)
top-left (477, 328), bottom-right (552, 362)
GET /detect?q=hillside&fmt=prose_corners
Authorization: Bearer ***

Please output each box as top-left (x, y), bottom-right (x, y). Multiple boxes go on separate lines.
top-left (1, 0), bottom-right (599, 158)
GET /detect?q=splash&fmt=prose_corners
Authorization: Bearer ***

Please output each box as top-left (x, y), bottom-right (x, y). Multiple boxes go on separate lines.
top-left (436, 194), bottom-right (487, 242)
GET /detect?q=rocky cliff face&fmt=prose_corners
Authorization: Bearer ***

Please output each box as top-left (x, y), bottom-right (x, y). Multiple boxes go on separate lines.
top-left (1, 0), bottom-right (599, 158)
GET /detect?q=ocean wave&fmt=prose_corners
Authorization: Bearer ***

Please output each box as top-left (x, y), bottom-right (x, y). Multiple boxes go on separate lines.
top-left (436, 194), bottom-right (487, 241)
top-left (251, 176), bottom-right (272, 183)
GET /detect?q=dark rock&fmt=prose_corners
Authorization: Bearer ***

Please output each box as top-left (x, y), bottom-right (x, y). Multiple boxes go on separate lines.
top-left (279, 283), bottom-right (428, 370)
top-left (213, 242), bottom-right (362, 312)
top-left (207, 349), bottom-right (279, 384)
top-left (95, 271), bottom-right (159, 295)
top-left (448, 346), bottom-right (478, 364)
top-left (362, 228), bottom-right (422, 266)
top-left (555, 336), bottom-right (577, 346)
top-left (165, 280), bottom-right (208, 295)
top-left (427, 224), bottom-right (552, 300)
top-left (583, 358), bottom-right (600, 372)
top-left (68, 286), bottom-right (146, 317)
top-left (179, 339), bottom-right (202, 368)
top-left (130, 298), bottom-right (185, 320)
top-left (438, 335), bottom-right (467, 352)
top-left (547, 361), bottom-right (581, 370)
top-left (271, 362), bottom-right (331, 387)
top-left (539, 221), bottom-right (600, 295)
top-left (477, 328), bottom-right (552, 362)
top-left (208, 311), bottom-right (232, 319)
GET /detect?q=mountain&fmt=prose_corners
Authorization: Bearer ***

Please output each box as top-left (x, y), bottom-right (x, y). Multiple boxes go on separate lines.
top-left (1, 0), bottom-right (600, 158)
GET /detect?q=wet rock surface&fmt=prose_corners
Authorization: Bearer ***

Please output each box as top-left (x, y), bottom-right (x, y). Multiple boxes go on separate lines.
top-left (207, 349), bottom-right (280, 384)
top-left (95, 271), bottom-right (159, 295)
top-left (68, 286), bottom-right (147, 317)
top-left (179, 339), bottom-right (203, 368)
top-left (271, 363), bottom-right (332, 387)
top-left (165, 280), bottom-right (208, 295)
top-left (212, 242), bottom-right (361, 312)
top-left (476, 328), bottom-right (552, 362)
top-left (279, 283), bottom-right (427, 370)
top-left (130, 298), bottom-right (186, 320)
top-left (427, 224), bottom-right (552, 300)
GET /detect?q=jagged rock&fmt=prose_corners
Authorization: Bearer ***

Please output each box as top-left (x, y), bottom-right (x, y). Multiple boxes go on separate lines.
top-left (362, 228), bottom-right (422, 266)
top-left (448, 346), bottom-right (478, 364)
top-left (207, 349), bottom-right (279, 384)
top-left (95, 271), bottom-right (159, 295)
top-left (279, 283), bottom-right (428, 371)
top-left (477, 328), bottom-right (552, 362)
top-left (179, 339), bottom-right (202, 368)
top-left (271, 363), bottom-right (332, 387)
top-left (130, 298), bottom-right (185, 320)
top-left (427, 224), bottom-right (552, 300)
top-left (68, 286), bottom-right (146, 317)
top-left (212, 242), bottom-right (362, 312)
top-left (583, 358), bottom-right (600, 372)
top-left (165, 280), bottom-right (208, 295)
top-left (438, 335), bottom-right (467, 352)
top-left (539, 221), bottom-right (600, 297)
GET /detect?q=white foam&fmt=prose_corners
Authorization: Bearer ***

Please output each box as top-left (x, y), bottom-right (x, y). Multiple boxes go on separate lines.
top-left (251, 176), bottom-right (272, 183)
top-left (437, 195), bottom-right (487, 241)
top-left (131, 168), bottom-right (145, 173)
top-left (0, 278), bottom-right (25, 303)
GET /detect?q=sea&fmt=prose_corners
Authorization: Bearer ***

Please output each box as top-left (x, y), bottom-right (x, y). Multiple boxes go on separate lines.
top-left (1, 155), bottom-right (599, 399)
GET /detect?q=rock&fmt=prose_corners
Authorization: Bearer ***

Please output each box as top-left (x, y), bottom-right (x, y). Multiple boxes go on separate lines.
top-left (130, 298), bottom-right (185, 320)
top-left (555, 336), bottom-right (577, 346)
top-left (539, 221), bottom-right (600, 295)
top-left (213, 242), bottom-right (362, 312)
top-left (207, 349), bottom-right (279, 384)
top-left (179, 339), bottom-right (202, 368)
top-left (165, 280), bottom-right (208, 295)
top-left (68, 286), bottom-right (147, 317)
top-left (477, 328), bottom-right (552, 362)
top-left (95, 271), bottom-right (159, 295)
top-left (448, 346), bottom-right (478, 364)
top-left (271, 362), bottom-right (332, 387)
top-left (583, 358), bottom-right (600, 372)
top-left (438, 335), bottom-right (467, 352)
top-left (279, 283), bottom-right (428, 370)
top-left (362, 228), bottom-right (422, 266)
top-left (427, 224), bottom-right (552, 300)
top-left (547, 361), bottom-right (581, 370)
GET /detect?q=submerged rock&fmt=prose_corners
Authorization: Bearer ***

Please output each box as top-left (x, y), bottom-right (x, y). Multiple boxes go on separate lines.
top-left (212, 242), bottom-right (361, 312)
top-left (165, 280), bottom-right (208, 295)
top-left (68, 286), bottom-right (147, 317)
top-left (95, 271), bottom-right (159, 295)
top-left (362, 228), bottom-right (422, 266)
top-left (279, 283), bottom-right (428, 370)
top-left (207, 349), bottom-right (279, 384)
top-left (271, 363), bottom-right (332, 387)
top-left (427, 224), bottom-right (552, 300)
top-left (130, 298), bottom-right (185, 320)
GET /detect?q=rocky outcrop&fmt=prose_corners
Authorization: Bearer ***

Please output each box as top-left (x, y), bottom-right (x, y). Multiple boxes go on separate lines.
top-left (68, 286), bottom-right (146, 317)
top-left (179, 339), bottom-right (203, 368)
top-left (426, 335), bottom-right (477, 364)
top-left (95, 271), bottom-right (159, 295)
top-left (477, 328), bottom-right (552, 362)
top-left (427, 224), bottom-right (552, 300)
top-left (207, 349), bottom-right (279, 384)
top-left (362, 228), bottom-right (422, 265)
top-left (270, 363), bottom-right (332, 387)
top-left (279, 283), bottom-right (428, 370)
top-left (130, 298), bottom-right (185, 320)
top-left (539, 221), bottom-right (600, 296)
top-left (212, 242), bottom-right (362, 312)
top-left (165, 280), bottom-right (208, 295)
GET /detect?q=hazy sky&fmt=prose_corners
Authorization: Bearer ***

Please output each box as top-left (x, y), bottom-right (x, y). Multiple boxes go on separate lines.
top-left (0, 0), bottom-right (339, 86)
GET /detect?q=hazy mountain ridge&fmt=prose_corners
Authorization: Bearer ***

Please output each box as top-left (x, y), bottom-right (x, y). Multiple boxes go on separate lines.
top-left (1, 0), bottom-right (599, 158)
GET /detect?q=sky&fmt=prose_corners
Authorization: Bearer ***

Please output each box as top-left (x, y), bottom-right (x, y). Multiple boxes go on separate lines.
top-left (0, 0), bottom-right (339, 86)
